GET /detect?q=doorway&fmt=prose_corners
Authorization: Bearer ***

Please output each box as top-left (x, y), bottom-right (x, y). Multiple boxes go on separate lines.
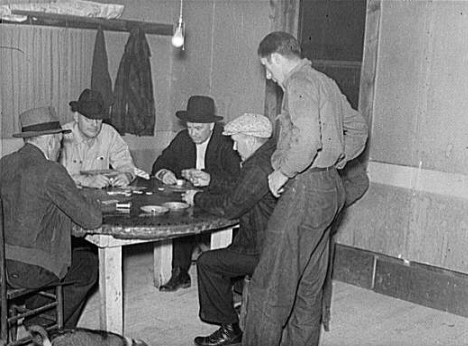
top-left (298, 0), bottom-right (367, 110)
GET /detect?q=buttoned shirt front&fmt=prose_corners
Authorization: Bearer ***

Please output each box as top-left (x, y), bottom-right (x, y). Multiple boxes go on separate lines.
top-left (195, 135), bottom-right (211, 170)
top-left (60, 121), bottom-right (136, 186)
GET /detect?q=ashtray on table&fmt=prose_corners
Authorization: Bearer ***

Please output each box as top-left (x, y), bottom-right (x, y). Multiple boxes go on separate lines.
top-left (140, 205), bottom-right (169, 215)
top-left (162, 202), bottom-right (190, 212)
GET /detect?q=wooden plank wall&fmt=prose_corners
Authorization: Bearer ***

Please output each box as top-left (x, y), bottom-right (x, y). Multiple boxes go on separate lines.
top-left (337, 0), bottom-right (468, 274)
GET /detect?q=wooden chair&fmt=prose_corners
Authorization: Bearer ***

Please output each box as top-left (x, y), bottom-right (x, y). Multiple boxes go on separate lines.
top-left (238, 275), bottom-right (251, 331)
top-left (0, 198), bottom-right (64, 345)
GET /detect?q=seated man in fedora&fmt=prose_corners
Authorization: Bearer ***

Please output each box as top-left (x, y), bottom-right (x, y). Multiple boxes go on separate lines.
top-left (61, 89), bottom-right (141, 189)
top-left (0, 106), bottom-right (102, 328)
top-left (151, 95), bottom-right (241, 292)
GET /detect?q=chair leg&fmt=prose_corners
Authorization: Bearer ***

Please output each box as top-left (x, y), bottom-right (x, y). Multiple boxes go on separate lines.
top-left (56, 285), bottom-right (64, 329)
top-left (8, 306), bottom-right (18, 342)
top-left (239, 276), bottom-right (251, 332)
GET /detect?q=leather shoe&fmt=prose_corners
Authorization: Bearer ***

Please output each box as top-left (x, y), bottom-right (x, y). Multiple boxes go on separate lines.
top-left (194, 323), bottom-right (242, 346)
top-left (159, 267), bottom-right (191, 292)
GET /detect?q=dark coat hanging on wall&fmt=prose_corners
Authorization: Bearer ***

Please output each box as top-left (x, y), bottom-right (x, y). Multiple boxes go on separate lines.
top-left (111, 26), bottom-right (156, 136)
top-left (91, 26), bottom-right (113, 118)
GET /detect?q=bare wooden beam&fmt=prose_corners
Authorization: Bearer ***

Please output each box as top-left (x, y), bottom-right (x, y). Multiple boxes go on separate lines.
top-left (2, 10), bottom-right (173, 36)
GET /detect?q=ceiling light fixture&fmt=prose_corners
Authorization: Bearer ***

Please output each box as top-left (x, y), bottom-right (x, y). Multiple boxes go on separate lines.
top-left (172, 0), bottom-right (185, 49)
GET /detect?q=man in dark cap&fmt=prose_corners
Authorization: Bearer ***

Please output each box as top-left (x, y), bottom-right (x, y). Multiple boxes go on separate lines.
top-left (0, 106), bottom-right (102, 328)
top-left (61, 89), bottom-right (141, 189)
top-left (151, 95), bottom-right (241, 292)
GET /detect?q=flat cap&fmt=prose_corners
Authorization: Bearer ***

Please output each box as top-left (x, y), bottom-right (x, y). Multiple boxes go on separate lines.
top-left (223, 113), bottom-right (272, 138)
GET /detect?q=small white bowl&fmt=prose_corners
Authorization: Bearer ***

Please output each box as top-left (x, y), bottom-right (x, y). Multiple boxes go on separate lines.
top-left (140, 205), bottom-right (169, 215)
top-left (162, 202), bottom-right (190, 211)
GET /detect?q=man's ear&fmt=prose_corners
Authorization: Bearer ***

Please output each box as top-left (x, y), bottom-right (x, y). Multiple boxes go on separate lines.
top-left (73, 112), bottom-right (79, 123)
top-left (209, 122), bottom-right (215, 131)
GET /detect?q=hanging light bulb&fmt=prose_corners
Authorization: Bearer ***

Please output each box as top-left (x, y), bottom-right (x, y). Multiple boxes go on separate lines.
top-left (172, 17), bottom-right (184, 48)
top-left (172, 0), bottom-right (185, 49)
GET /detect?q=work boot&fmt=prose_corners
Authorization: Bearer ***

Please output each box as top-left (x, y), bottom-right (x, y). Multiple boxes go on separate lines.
top-left (194, 323), bottom-right (242, 346)
top-left (159, 267), bottom-right (191, 292)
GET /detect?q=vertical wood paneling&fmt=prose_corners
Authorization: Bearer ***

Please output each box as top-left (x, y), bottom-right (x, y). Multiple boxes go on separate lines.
top-left (1, 24), bottom-right (94, 137)
top-left (264, 0), bottom-right (300, 130)
top-left (210, 0), bottom-right (270, 122)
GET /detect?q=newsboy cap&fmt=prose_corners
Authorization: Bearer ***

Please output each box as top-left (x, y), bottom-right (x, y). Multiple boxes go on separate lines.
top-left (223, 113), bottom-right (272, 138)
top-left (13, 106), bottom-right (71, 138)
top-left (69, 89), bottom-right (108, 120)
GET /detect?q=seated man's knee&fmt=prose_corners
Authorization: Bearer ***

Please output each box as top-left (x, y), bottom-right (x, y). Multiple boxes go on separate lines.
top-left (197, 251), bottom-right (216, 269)
top-left (69, 248), bottom-right (99, 286)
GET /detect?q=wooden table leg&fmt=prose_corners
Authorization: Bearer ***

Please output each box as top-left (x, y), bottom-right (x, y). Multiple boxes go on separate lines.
top-left (153, 239), bottom-right (172, 288)
top-left (98, 246), bottom-right (123, 334)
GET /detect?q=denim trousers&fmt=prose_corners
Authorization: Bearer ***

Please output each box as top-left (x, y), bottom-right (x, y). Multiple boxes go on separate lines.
top-left (243, 168), bottom-right (345, 346)
top-left (6, 246), bottom-right (99, 328)
top-left (197, 248), bottom-right (259, 325)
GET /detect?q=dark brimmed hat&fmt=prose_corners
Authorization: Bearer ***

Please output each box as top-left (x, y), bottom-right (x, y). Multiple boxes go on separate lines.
top-left (69, 89), bottom-right (108, 120)
top-left (176, 96), bottom-right (223, 123)
top-left (13, 106), bottom-right (71, 138)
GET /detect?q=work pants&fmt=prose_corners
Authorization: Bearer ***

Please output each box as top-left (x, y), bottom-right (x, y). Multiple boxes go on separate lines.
top-left (197, 248), bottom-right (258, 325)
top-left (6, 246), bottom-right (98, 328)
top-left (172, 235), bottom-right (197, 272)
top-left (243, 168), bottom-right (345, 346)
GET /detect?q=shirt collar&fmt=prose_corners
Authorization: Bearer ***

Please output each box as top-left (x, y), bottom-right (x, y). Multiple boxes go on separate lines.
top-left (283, 58), bottom-right (312, 87)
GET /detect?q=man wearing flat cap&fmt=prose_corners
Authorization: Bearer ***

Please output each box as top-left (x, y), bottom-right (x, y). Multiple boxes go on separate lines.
top-left (61, 89), bottom-right (139, 189)
top-left (0, 106), bottom-right (102, 328)
top-left (151, 95), bottom-right (241, 292)
top-left (181, 113), bottom-right (277, 346)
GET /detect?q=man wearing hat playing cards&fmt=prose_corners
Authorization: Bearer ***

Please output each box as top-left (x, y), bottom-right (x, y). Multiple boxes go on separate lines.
top-left (61, 89), bottom-right (143, 189)
top-left (0, 106), bottom-right (102, 328)
top-left (181, 113), bottom-right (277, 346)
top-left (151, 95), bottom-right (241, 292)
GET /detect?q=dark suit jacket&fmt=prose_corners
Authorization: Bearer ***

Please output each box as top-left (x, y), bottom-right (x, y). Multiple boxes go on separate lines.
top-left (151, 124), bottom-right (241, 179)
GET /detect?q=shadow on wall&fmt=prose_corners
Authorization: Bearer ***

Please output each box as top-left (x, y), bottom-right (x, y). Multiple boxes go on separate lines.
top-left (122, 131), bottom-right (176, 173)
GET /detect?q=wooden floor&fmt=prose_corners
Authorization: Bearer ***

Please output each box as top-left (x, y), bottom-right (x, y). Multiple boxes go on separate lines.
top-left (77, 243), bottom-right (468, 346)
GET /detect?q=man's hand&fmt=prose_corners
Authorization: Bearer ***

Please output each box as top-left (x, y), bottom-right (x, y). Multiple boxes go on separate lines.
top-left (268, 170), bottom-right (288, 197)
top-left (155, 169), bottom-right (177, 185)
top-left (86, 174), bottom-right (111, 189)
top-left (182, 169), bottom-right (211, 187)
top-left (182, 189), bottom-right (199, 206)
top-left (109, 172), bottom-right (132, 187)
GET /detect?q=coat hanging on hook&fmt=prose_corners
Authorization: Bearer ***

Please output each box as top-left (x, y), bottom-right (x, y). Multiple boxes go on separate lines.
top-left (111, 26), bottom-right (156, 136)
top-left (91, 26), bottom-right (113, 119)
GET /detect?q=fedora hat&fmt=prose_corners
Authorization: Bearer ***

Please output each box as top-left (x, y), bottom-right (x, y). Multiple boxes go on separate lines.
top-left (176, 96), bottom-right (223, 123)
top-left (13, 106), bottom-right (71, 138)
top-left (69, 89), bottom-right (108, 120)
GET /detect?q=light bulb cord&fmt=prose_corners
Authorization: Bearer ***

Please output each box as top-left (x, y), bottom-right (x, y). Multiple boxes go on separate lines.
top-left (178, 0), bottom-right (183, 19)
